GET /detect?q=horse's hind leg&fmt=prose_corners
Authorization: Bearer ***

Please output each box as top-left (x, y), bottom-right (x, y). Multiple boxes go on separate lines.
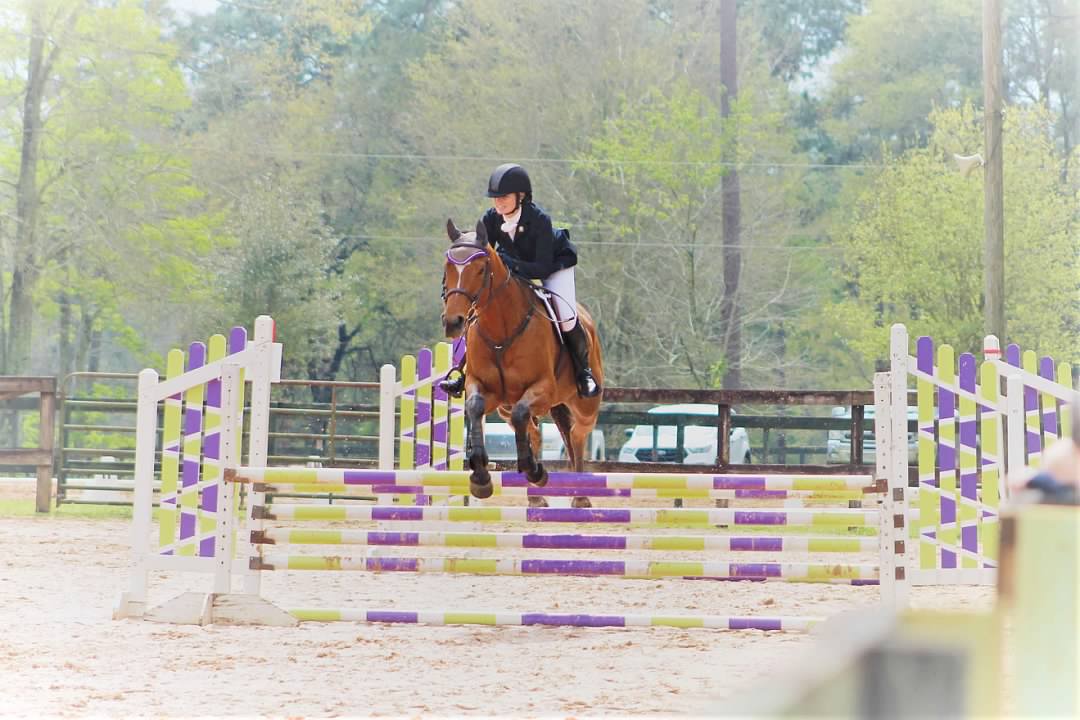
top-left (567, 421), bottom-right (595, 509)
top-left (551, 404), bottom-right (590, 509)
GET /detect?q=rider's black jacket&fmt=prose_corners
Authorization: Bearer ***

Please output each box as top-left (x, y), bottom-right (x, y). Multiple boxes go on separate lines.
top-left (482, 202), bottom-right (577, 280)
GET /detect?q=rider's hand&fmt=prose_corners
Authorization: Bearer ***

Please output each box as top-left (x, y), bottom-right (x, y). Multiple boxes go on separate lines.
top-left (498, 251), bottom-right (518, 273)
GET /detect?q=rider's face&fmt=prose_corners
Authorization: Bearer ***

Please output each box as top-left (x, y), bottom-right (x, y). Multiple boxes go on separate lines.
top-left (493, 193), bottom-right (521, 216)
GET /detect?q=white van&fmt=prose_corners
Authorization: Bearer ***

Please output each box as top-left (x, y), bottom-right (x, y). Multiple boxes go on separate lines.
top-left (826, 405), bottom-right (919, 464)
top-left (617, 404), bottom-right (752, 465)
top-left (484, 422), bottom-right (605, 462)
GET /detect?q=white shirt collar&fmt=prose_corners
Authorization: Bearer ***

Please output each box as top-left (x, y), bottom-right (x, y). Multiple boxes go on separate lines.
top-left (500, 208), bottom-right (522, 236)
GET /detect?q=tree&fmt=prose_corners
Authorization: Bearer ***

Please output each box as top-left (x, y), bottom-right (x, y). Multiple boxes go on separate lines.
top-left (744, 0), bottom-right (864, 81)
top-left (824, 0), bottom-right (983, 158)
top-left (178, 0), bottom-right (447, 381)
top-left (817, 104), bottom-right (1077, 377)
top-left (0, 0), bottom-right (213, 374)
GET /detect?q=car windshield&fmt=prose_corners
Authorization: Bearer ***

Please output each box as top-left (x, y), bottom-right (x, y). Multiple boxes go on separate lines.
top-left (629, 405), bottom-right (726, 447)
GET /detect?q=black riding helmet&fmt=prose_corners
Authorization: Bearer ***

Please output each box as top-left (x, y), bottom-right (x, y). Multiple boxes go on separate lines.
top-left (486, 163), bottom-right (532, 201)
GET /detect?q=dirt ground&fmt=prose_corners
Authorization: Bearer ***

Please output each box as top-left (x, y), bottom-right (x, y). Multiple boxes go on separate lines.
top-left (0, 480), bottom-right (997, 718)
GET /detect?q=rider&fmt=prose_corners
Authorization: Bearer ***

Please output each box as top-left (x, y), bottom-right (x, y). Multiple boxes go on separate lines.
top-left (439, 163), bottom-right (601, 399)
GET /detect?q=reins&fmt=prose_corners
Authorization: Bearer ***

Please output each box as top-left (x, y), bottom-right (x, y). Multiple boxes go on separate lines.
top-left (443, 244), bottom-right (546, 397)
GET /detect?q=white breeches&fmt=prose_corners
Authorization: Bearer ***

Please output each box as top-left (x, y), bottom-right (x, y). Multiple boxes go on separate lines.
top-left (543, 267), bottom-right (578, 333)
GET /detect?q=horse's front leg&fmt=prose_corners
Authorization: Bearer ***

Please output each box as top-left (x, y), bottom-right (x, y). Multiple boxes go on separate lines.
top-left (509, 389), bottom-right (552, 489)
top-left (464, 388), bottom-right (493, 499)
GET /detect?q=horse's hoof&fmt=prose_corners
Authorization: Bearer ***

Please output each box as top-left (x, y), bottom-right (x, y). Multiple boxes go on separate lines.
top-left (527, 463), bottom-right (548, 487)
top-left (571, 496), bottom-right (593, 509)
top-left (528, 495), bottom-right (549, 508)
top-left (470, 478), bottom-right (494, 499)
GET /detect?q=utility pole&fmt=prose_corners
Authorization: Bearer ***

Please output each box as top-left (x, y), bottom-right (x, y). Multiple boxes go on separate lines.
top-left (720, 0), bottom-right (742, 389)
top-left (982, 0), bottom-right (1005, 340)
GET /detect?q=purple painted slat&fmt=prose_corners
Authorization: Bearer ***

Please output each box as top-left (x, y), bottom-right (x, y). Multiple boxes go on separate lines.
top-left (528, 508), bottom-right (633, 523)
top-left (734, 511), bottom-right (788, 526)
top-left (228, 326), bottom-right (248, 354)
top-left (200, 340), bottom-right (224, 557)
top-left (730, 538), bottom-right (784, 552)
top-left (520, 559), bottom-right (626, 575)
top-left (367, 557), bottom-right (420, 572)
top-left (728, 563), bottom-right (782, 578)
top-left (432, 349), bottom-right (449, 471)
top-left (916, 336), bottom-right (934, 374)
top-left (372, 507), bottom-right (424, 521)
top-left (957, 353), bottom-right (979, 562)
top-left (730, 617), bottom-right (782, 631)
top-left (415, 347), bottom-right (433, 470)
top-left (937, 359), bottom-right (956, 491)
top-left (522, 613), bottom-right (626, 628)
top-left (369, 485), bottom-right (634, 498)
top-left (368, 532), bottom-right (421, 546)
top-left (941, 496), bottom-right (956, 525)
top-left (522, 534), bottom-right (627, 550)
top-left (367, 611), bottom-right (419, 624)
top-left (180, 343), bottom-right (207, 543)
top-left (1005, 344), bottom-right (1021, 367)
top-left (343, 470), bottom-right (400, 484)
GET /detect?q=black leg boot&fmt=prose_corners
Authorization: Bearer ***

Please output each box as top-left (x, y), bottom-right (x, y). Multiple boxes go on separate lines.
top-left (564, 324), bottom-right (601, 398)
top-left (437, 367), bottom-right (466, 398)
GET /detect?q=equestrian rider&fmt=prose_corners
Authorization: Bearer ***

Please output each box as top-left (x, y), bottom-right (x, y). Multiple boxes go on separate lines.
top-left (440, 163), bottom-right (601, 399)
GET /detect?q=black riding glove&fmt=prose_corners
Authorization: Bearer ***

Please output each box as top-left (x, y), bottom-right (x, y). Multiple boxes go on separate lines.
top-left (498, 251), bottom-right (520, 274)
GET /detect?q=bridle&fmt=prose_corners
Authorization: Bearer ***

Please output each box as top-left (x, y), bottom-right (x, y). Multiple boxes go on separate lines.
top-left (441, 241), bottom-right (538, 396)
top-left (441, 244), bottom-right (500, 309)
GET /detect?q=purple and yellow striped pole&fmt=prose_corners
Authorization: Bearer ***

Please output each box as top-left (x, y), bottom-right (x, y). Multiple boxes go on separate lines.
top-left (289, 608), bottom-right (823, 631)
top-left (253, 527), bottom-right (879, 553)
top-left (255, 554), bottom-right (879, 582)
top-left (257, 503), bottom-right (880, 527)
top-left (232, 466), bottom-right (873, 492)
top-left (253, 482), bottom-right (863, 502)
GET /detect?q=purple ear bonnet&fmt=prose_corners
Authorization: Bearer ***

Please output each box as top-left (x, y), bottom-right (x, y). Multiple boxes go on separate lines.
top-left (447, 244), bottom-right (486, 265)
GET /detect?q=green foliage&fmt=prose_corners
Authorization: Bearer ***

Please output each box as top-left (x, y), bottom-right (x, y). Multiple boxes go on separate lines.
top-left (201, 178), bottom-right (345, 380)
top-left (825, 0), bottom-right (982, 157)
top-left (745, 0), bottom-right (864, 80)
top-left (4, 0), bottom-right (1077, 394)
top-left (0, 0), bottom-right (223, 373)
top-left (822, 104), bottom-right (1078, 373)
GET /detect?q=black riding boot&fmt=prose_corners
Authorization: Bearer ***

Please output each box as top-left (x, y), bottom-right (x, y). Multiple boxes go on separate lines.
top-left (438, 368), bottom-right (466, 398)
top-left (564, 324), bottom-right (601, 398)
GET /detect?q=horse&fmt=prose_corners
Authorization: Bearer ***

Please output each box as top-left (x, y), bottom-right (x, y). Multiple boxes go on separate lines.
top-left (441, 218), bottom-right (604, 509)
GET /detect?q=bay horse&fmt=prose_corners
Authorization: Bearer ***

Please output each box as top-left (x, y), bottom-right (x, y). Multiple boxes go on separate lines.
top-left (441, 219), bottom-right (604, 508)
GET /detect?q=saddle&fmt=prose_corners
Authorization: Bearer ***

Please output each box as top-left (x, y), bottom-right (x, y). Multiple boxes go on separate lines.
top-left (524, 281), bottom-right (568, 345)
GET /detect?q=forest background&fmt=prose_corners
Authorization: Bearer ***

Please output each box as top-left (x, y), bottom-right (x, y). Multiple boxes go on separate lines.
top-left (1, 0), bottom-right (1077, 394)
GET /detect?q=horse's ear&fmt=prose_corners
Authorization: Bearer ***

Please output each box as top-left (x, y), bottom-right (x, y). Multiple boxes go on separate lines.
top-left (447, 218), bottom-right (461, 243)
top-left (475, 220), bottom-right (489, 248)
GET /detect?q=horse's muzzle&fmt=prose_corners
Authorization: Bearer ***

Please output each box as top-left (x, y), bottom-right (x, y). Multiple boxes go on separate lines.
top-left (442, 313), bottom-right (465, 338)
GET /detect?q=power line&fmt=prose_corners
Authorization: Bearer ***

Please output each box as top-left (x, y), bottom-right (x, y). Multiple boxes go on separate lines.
top-left (187, 146), bottom-right (886, 170)
top-left (339, 233), bottom-right (846, 251)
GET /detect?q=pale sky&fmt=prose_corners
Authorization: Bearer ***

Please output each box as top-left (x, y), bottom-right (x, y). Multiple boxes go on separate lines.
top-left (169, 0), bottom-right (221, 18)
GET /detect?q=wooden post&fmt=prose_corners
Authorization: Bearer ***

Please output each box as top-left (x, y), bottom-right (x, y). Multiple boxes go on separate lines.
top-left (35, 385), bottom-right (55, 513)
top-left (982, 0), bottom-right (1005, 340)
top-left (719, 0), bottom-right (742, 389)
